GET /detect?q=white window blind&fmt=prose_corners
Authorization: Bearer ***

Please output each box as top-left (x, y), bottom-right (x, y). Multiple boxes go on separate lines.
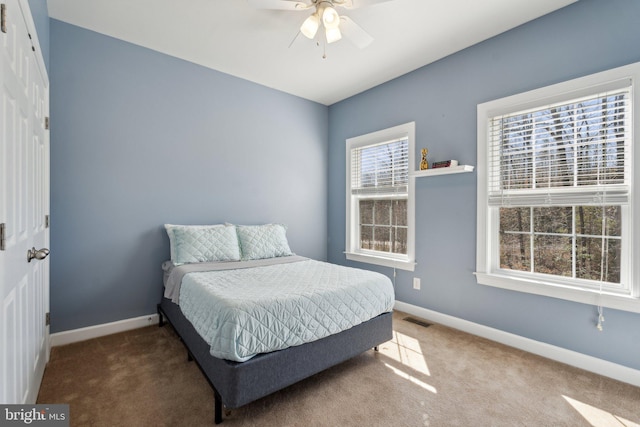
top-left (487, 84), bottom-right (631, 207)
top-left (350, 137), bottom-right (409, 196)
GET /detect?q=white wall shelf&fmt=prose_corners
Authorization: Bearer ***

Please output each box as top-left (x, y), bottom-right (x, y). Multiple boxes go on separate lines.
top-left (411, 164), bottom-right (475, 178)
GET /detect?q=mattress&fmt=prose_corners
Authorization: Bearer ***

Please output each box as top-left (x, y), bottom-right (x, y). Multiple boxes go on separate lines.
top-left (166, 256), bottom-right (394, 362)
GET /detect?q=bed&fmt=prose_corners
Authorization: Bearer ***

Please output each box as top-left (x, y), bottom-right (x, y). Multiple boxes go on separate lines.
top-left (157, 223), bottom-right (394, 424)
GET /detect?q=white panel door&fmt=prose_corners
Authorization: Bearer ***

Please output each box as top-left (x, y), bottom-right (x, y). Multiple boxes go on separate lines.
top-left (0, 0), bottom-right (50, 404)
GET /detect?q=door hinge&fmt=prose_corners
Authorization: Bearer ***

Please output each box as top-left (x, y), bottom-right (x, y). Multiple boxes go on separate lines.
top-left (45, 215), bottom-right (49, 228)
top-left (45, 312), bottom-right (50, 326)
top-left (44, 116), bottom-right (49, 130)
top-left (0, 223), bottom-right (5, 251)
top-left (1, 4), bottom-right (7, 34)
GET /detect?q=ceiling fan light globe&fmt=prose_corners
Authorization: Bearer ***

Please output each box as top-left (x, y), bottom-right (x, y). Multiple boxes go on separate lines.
top-left (322, 6), bottom-right (340, 29)
top-left (300, 14), bottom-right (320, 39)
top-left (325, 26), bottom-right (342, 43)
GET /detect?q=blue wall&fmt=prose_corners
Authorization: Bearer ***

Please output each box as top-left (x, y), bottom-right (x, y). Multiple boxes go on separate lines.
top-left (49, 20), bottom-right (328, 332)
top-left (328, 0), bottom-right (640, 370)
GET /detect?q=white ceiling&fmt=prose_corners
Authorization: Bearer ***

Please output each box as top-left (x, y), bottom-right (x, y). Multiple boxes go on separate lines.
top-left (46, 0), bottom-right (576, 105)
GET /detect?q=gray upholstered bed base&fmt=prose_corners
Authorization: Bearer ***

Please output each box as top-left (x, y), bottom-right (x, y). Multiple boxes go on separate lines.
top-left (158, 297), bottom-right (393, 424)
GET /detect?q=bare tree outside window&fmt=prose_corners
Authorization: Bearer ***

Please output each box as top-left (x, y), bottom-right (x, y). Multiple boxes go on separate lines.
top-left (496, 92), bottom-right (626, 286)
top-left (359, 199), bottom-right (407, 254)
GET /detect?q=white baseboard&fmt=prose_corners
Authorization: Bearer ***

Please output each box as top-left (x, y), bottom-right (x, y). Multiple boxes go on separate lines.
top-left (49, 303), bottom-right (639, 388)
top-left (394, 300), bottom-right (640, 388)
top-left (50, 314), bottom-right (159, 347)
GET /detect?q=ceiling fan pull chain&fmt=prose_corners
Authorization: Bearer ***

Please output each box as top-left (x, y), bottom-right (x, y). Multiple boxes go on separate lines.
top-left (288, 30), bottom-right (302, 49)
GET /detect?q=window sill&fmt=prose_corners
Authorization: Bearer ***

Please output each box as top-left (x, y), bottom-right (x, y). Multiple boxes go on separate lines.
top-left (474, 272), bottom-right (640, 314)
top-left (345, 252), bottom-right (415, 271)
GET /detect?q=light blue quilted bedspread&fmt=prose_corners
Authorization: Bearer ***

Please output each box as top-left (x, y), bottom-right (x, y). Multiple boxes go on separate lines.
top-left (178, 258), bottom-right (395, 362)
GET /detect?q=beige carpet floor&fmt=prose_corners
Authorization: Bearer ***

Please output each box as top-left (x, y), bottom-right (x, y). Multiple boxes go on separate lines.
top-left (37, 311), bottom-right (640, 427)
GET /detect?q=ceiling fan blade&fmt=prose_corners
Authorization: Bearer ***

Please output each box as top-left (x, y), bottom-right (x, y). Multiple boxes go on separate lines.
top-left (340, 0), bottom-right (395, 9)
top-left (247, 0), bottom-right (312, 10)
top-left (339, 16), bottom-right (374, 49)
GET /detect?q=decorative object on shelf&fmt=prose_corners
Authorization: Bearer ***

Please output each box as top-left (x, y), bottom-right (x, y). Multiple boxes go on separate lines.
top-left (432, 159), bottom-right (459, 169)
top-left (420, 148), bottom-right (429, 170)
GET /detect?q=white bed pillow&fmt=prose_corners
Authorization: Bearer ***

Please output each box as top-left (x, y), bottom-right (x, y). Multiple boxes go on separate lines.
top-left (165, 224), bottom-right (241, 265)
top-left (236, 224), bottom-right (293, 260)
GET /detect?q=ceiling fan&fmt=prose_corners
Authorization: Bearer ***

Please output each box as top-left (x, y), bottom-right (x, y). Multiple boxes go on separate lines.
top-left (247, 0), bottom-right (394, 49)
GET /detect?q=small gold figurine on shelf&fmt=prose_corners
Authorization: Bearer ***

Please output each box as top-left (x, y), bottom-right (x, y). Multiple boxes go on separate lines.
top-left (420, 148), bottom-right (429, 170)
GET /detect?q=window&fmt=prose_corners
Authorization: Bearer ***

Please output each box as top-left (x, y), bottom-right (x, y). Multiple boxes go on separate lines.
top-left (346, 122), bottom-right (415, 271)
top-left (477, 63), bottom-right (640, 313)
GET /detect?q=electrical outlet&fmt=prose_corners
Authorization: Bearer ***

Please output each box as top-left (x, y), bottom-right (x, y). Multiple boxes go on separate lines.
top-left (413, 277), bottom-right (421, 290)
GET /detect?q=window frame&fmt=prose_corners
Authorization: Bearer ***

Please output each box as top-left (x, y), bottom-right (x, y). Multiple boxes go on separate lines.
top-left (345, 122), bottom-right (416, 271)
top-left (476, 63), bottom-right (640, 313)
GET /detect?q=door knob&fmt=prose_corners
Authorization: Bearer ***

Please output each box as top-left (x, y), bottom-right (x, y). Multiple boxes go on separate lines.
top-left (27, 247), bottom-right (50, 262)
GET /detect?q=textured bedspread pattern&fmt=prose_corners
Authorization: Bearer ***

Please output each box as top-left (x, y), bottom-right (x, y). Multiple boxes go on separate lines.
top-left (178, 259), bottom-right (395, 362)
